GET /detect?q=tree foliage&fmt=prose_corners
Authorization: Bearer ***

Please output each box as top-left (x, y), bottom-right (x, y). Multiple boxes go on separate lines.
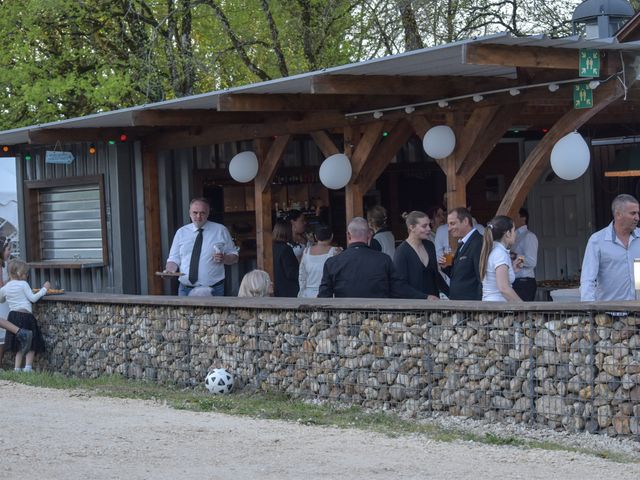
top-left (0, 0), bottom-right (635, 130)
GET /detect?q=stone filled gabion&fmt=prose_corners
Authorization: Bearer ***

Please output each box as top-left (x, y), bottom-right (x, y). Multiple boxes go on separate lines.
top-left (34, 302), bottom-right (640, 436)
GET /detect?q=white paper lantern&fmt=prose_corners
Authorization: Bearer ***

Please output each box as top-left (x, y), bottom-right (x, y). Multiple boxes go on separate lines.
top-left (229, 151), bottom-right (259, 183)
top-left (422, 125), bottom-right (456, 159)
top-left (550, 132), bottom-right (590, 181)
top-left (319, 153), bottom-right (352, 190)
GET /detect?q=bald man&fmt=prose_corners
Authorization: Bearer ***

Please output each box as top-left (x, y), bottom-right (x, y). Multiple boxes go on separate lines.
top-left (318, 217), bottom-right (424, 299)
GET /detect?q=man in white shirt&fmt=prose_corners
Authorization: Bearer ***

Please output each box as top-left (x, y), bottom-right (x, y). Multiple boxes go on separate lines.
top-left (164, 198), bottom-right (238, 296)
top-left (511, 208), bottom-right (538, 301)
top-left (580, 194), bottom-right (640, 301)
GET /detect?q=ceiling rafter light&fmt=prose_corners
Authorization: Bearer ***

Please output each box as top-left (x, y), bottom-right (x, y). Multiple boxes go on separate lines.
top-left (345, 76), bottom-right (608, 119)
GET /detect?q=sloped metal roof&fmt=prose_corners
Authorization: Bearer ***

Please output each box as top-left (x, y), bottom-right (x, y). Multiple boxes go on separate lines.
top-left (1, 31), bottom-right (639, 145)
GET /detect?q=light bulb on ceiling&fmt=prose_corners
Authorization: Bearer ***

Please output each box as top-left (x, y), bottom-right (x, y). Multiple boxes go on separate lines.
top-left (404, 106), bottom-right (415, 114)
top-left (473, 95), bottom-right (484, 103)
top-left (588, 80), bottom-right (601, 90)
top-left (509, 88), bottom-right (521, 96)
top-left (373, 111), bottom-right (383, 119)
top-left (548, 83), bottom-right (560, 92)
top-left (438, 100), bottom-right (449, 108)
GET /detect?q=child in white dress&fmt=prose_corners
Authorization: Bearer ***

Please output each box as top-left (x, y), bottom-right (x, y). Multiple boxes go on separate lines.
top-left (0, 260), bottom-right (50, 372)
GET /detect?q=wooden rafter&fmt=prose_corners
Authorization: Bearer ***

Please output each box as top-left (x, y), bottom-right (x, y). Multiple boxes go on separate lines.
top-left (497, 78), bottom-right (626, 218)
top-left (218, 93), bottom-right (472, 113)
top-left (310, 130), bottom-right (340, 158)
top-left (255, 134), bottom-right (291, 193)
top-left (132, 109), bottom-right (300, 126)
top-left (153, 112), bottom-right (345, 149)
top-left (457, 103), bottom-right (523, 182)
top-left (28, 127), bottom-right (156, 145)
top-left (357, 119), bottom-right (415, 193)
top-left (311, 74), bottom-right (518, 95)
top-left (463, 44), bottom-right (619, 75)
top-left (350, 122), bottom-right (385, 180)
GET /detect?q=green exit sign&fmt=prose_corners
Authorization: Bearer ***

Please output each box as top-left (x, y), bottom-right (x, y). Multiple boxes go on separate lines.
top-left (573, 84), bottom-right (593, 109)
top-left (579, 49), bottom-right (600, 77)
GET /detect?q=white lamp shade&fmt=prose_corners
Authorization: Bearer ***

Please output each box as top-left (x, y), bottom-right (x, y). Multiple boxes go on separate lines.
top-left (319, 153), bottom-right (352, 190)
top-left (550, 132), bottom-right (590, 181)
top-left (422, 125), bottom-right (456, 159)
top-left (228, 151), bottom-right (259, 183)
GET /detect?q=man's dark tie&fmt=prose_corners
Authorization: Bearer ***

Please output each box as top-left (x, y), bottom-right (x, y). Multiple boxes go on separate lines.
top-left (453, 240), bottom-right (464, 262)
top-left (188, 228), bottom-right (203, 285)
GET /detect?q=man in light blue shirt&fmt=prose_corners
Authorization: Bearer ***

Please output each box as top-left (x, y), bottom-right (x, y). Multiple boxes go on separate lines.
top-left (580, 194), bottom-right (640, 301)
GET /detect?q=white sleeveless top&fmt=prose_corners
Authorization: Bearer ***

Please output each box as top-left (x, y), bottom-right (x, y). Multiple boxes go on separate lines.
top-left (298, 246), bottom-right (339, 298)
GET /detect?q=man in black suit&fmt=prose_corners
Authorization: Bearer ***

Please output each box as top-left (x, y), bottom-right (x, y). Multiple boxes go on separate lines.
top-left (318, 217), bottom-right (424, 299)
top-left (440, 207), bottom-right (483, 300)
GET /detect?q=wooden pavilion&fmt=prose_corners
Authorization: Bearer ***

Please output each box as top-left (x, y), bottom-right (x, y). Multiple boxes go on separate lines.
top-left (0, 19), bottom-right (639, 295)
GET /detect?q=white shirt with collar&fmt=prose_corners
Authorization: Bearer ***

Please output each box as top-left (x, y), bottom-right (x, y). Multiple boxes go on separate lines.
top-left (580, 222), bottom-right (640, 301)
top-left (167, 220), bottom-right (238, 287)
top-left (458, 227), bottom-right (477, 249)
top-left (512, 225), bottom-right (538, 279)
top-left (435, 221), bottom-right (484, 255)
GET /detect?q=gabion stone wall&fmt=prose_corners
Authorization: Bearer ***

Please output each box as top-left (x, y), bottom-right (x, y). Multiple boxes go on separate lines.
top-left (34, 295), bottom-right (640, 437)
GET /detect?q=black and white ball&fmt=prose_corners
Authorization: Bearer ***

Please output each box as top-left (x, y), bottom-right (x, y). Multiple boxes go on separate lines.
top-left (205, 368), bottom-right (234, 394)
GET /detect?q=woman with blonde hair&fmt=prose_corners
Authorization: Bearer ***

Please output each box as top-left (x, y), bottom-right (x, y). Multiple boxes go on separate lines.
top-left (238, 270), bottom-right (272, 297)
top-left (393, 211), bottom-right (445, 300)
top-left (479, 215), bottom-right (523, 302)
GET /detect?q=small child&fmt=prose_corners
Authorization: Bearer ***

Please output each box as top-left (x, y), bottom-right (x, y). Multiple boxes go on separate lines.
top-left (0, 260), bottom-right (49, 372)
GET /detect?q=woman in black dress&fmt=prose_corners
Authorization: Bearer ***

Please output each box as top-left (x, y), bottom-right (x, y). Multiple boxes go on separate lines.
top-left (393, 211), bottom-right (446, 300)
top-left (272, 219), bottom-right (299, 297)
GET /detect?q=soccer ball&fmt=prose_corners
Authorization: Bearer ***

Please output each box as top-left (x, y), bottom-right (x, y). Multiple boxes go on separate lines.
top-left (205, 368), bottom-right (234, 394)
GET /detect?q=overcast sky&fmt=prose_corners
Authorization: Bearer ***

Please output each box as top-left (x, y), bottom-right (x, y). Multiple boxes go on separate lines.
top-left (0, 158), bottom-right (17, 199)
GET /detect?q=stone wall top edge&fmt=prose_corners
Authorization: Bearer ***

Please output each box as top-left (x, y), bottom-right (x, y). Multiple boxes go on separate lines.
top-left (39, 293), bottom-right (640, 313)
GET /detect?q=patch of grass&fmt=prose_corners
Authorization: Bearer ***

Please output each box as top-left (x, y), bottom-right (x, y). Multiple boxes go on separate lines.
top-left (1, 371), bottom-right (637, 463)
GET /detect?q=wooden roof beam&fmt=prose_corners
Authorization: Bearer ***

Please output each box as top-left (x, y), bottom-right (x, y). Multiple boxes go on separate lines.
top-left (456, 102), bottom-right (524, 182)
top-left (310, 130), bottom-right (340, 158)
top-left (311, 74), bottom-right (518, 95)
top-left (153, 112), bottom-right (346, 149)
top-left (28, 127), bottom-right (157, 145)
top-left (254, 135), bottom-right (291, 193)
top-left (497, 78), bottom-right (626, 218)
top-left (464, 44), bottom-right (620, 75)
top-left (217, 93), bottom-right (466, 112)
top-left (132, 109), bottom-right (300, 126)
top-left (356, 119), bottom-right (415, 193)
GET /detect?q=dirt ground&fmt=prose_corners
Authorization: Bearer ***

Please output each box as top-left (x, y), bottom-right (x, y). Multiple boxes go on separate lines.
top-left (1, 381), bottom-right (639, 480)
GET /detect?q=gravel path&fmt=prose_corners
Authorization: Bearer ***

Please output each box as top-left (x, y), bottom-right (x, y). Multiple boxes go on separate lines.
top-left (1, 381), bottom-right (639, 480)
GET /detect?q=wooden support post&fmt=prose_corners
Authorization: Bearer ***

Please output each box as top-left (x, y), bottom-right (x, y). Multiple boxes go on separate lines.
top-left (345, 184), bottom-right (363, 222)
top-left (254, 186), bottom-right (273, 277)
top-left (142, 144), bottom-right (163, 295)
top-left (254, 135), bottom-right (291, 280)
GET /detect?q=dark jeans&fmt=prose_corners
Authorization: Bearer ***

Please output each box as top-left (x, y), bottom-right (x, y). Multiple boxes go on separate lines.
top-left (513, 277), bottom-right (537, 301)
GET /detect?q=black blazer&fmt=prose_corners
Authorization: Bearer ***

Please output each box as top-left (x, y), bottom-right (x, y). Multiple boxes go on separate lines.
top-left (393, 240), bottom-right (447, 298)
top-left (444, 229), bottom-right (483, 300)
top-left (272, 241), bottom-right (299, 297)
top-left (318, 242), bottom-right (424, 299)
